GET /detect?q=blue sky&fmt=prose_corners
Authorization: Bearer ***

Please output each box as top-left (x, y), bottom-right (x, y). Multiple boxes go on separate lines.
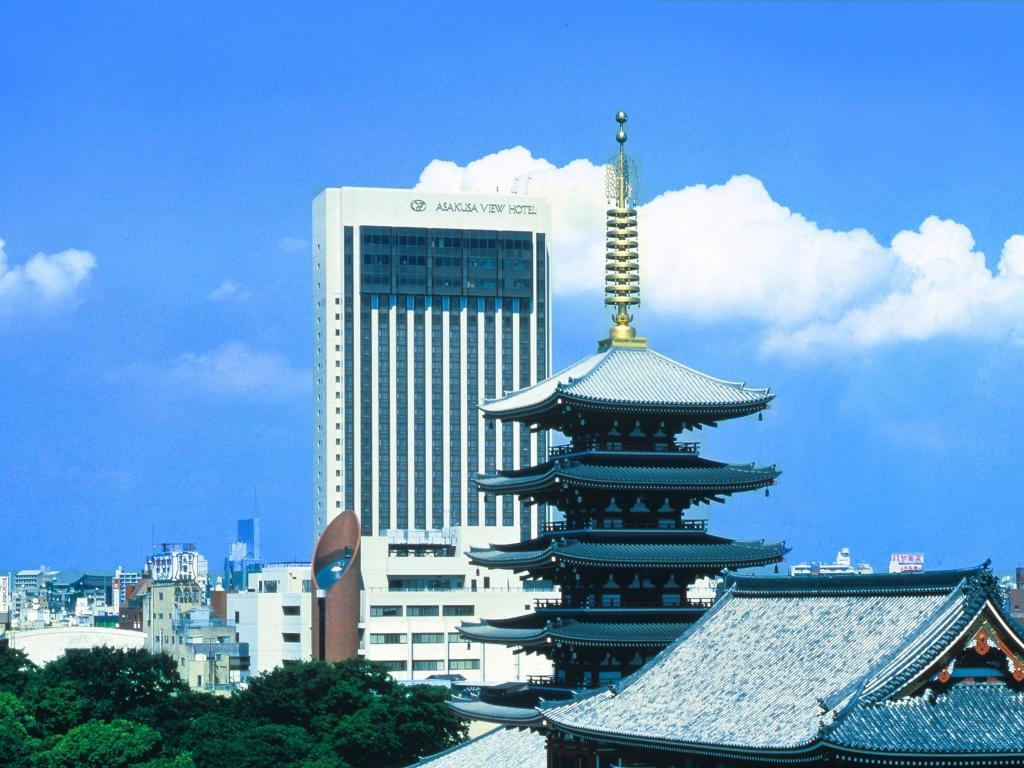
top-left (2, 3), bottom-right (1023, 574)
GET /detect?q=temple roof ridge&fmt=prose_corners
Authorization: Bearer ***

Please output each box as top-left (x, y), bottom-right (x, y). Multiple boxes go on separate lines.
top-left (723, 564), bottom-right (987, 598)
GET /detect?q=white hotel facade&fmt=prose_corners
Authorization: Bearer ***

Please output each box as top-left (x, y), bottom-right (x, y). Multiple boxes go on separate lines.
top-left (311, 187), bottom-right (556, 682)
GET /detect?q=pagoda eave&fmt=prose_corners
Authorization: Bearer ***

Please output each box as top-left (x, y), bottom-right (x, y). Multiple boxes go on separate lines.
top-left (448, 699), bottom-right (545, 726)
top-left (482, 394), bottom-right (772, 429)
top-left (475, 466), bottom-right (780, 497)
top-left (459, 620), bottom-right (695, 649)
top-left (466, 540), bottom-right (788, 572)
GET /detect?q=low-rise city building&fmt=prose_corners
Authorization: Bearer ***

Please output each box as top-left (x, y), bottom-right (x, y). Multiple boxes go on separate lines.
top-left (227, 562), bottom-right (312, 675)
top-left (170, 606), bottom-right (249, 693)
top-left (358, 527), bottom-right (557, 683)
top-left (789, 547), bottom-right (873, 576)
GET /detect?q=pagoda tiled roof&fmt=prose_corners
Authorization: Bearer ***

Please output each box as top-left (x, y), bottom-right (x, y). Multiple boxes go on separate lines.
top-left (476, 458), bottom-right (779, 496)
top-left (479, 346), bottom-right (772, 422)
top-left (477, 606), bottom-right (706, 630)
top-left (459, 619), bottom-right (693, 648)
top-left (414, 725), bottom-right (545, 767)
top-left (543, 566), bottom-right (1023, 760)
top-left (467, 535), bottom-right (786, 571)
top-left (447, 699), bottom-right (546, 725)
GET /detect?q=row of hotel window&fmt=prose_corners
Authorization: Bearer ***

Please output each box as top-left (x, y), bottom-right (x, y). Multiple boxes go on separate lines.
top-left (370, 604), bottom-right (475, 617)
top-left (376, 659), bottom-right (480, 672)
top-left (370, 632), bottom-right (470, 644)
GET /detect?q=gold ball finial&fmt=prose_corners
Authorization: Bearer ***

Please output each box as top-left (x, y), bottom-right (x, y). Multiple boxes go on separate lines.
top-left (616, 111), bottom-right (628, 124)
top-left (617, 130), bottom-right (627, 144)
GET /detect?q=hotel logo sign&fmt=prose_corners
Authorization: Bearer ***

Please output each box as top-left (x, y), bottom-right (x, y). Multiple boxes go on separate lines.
top-left (409, 198), bottom-right (537, 216)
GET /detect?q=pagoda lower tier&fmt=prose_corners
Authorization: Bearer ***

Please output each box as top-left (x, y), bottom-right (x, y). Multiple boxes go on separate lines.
top-left (458, 529), bottom-right (787, 690)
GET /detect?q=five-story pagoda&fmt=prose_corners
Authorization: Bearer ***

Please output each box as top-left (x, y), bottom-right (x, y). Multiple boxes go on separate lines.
top-left (454, 114), bottom-right (785, 721)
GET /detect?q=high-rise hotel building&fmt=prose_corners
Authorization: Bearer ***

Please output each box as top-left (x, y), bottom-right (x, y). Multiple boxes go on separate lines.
top-left (311, 187), bottom-right (556, 682)
top-left (311, 187), bottom-right (550, 539)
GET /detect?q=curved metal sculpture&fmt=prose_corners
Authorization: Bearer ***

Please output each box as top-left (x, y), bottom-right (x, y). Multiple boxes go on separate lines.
top-left (310, 509), bottom-right (361, 661)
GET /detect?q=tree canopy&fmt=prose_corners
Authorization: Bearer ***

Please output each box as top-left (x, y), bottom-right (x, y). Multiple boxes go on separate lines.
top-left (0, 643), bottom-right (467, 768)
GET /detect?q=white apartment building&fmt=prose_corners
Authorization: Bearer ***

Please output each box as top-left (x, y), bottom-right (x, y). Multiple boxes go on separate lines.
top-left (227, 563), bottom-right (312, 675)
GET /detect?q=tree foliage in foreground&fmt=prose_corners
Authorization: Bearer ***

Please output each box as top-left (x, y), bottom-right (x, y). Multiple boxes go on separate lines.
top-left (0, 644), bottom-right (467, 768)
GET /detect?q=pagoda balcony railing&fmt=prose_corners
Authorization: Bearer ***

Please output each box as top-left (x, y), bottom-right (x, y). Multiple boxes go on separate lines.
top-left (532, 598), bottom-right (563, 609)
top-left (547, 441), bottom-right (700, 459)
top-left (540, 519), bottom-right (708, 534)
top-left (526, 674), bottom-right (557, 686)
top-left (533, 598), bottom-right (715, 610)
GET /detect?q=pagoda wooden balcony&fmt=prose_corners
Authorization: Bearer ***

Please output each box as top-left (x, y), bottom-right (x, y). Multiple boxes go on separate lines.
top-left (547, 441), bottom-right (701, 459)
top-left (532, 597), bottom-right (715, 610)
top-left (540, 518), bottom-right (708, 534)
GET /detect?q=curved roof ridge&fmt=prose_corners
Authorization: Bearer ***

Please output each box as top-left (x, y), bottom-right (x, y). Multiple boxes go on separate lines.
top-left (643, 346), bottom-right (771, 397)
top-left (480, 350), bottom-right (606, 411)
top-left (724, 565), bottom-right (984, 597)
top-left (553, 344), bottom-right (615, 392)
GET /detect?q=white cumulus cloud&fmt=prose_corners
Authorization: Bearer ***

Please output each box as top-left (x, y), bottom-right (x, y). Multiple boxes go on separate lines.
top-left (0, 237), bottom-right (96, 312)
top-left (208, 279), bottom-right (251, 303)
top-left (763, 220), bottom-right (1024, 355)
top-left (416, 148), bottom-right (1024, 356)
top-left (278, 237), bottom-right (307, 253)
top-left (168, 342), bottom-right (309, 398)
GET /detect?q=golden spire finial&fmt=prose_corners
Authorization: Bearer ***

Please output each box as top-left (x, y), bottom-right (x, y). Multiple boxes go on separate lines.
top-left (599, 111), bottom-right (646, 350)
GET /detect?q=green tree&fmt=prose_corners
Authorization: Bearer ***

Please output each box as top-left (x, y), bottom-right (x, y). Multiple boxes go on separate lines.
top-left (139, 752), bottom-right (197, 768)
top-left (183, 714), bottom-right (315, 768)
top-left (43, 718), bottom-right (162, 768)
top-left (388, 683), bottom-right (467, 762)
top-left (0, 645), bottom-right (37, 695)
top-left (34, 647), bottom-right (185, 723)
top-left (0, 691), bottom-right (38, 768)
top-left (236, 659), bottom-right (467, 768)
top-left (322, 701), bottom-right (401, 767)
top-left (236, 659), bottom-right (393, 729)
top-left (23, 679), bottom-right (87, 736)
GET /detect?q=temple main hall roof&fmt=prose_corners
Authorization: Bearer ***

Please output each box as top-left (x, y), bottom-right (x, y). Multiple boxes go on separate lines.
top-left (479, 345), bottom-right (772, 423)
top-left (414, 725), bottom-right (545, 767)
top-left (543, 566), bottom-right (1024, 762)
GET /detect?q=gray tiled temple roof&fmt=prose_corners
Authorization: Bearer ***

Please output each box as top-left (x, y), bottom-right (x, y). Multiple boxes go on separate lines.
top-left (414, 726), bottom-right (545, 767)
top-left (476, 461), bottom-right (779, 494)
top-left (459, 619), bottom-right (693, 648)
top-left (825, 683), bottom-right (1024, 755)
top-left (480, 346), bottom-right (772, 420)
top-left (545, 568), bottom-right (990, 755)
top-left (467, 537), bottom-right (786, 570)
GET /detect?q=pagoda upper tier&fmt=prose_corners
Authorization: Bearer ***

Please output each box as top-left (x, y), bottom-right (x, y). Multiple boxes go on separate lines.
top-left (476, 450), bottom-right (778, 509)
top-left (466, 529), bottom-right (787, 573)
top-left (480, 344), bottom-right (773, 431)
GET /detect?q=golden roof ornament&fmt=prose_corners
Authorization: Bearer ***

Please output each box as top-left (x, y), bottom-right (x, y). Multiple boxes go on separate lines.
top-left (599, 110), bottom-right (647, 350)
